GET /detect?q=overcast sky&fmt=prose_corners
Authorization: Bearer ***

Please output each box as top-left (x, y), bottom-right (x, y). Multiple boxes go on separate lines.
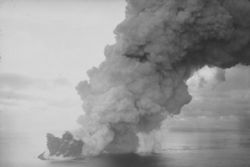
top-left (0, 0), bottom-right (249, 133)
top-left (0, 0), bottom-right (125, 132)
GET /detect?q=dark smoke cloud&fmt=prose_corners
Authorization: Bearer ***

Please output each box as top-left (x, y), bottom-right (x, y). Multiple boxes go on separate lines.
top-left (76, 0), bottom-right (250, 155)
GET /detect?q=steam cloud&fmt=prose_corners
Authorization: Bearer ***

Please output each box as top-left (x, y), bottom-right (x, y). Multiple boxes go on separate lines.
top-left (75, 0), bottom-right (250, 156)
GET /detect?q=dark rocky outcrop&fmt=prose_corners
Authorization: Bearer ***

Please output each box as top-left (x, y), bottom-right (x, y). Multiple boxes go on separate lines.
top-left (39, 131), bottom-right (84, 159)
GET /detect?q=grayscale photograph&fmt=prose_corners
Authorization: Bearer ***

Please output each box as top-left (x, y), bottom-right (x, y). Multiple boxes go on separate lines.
top-left (0, 0), bottom-right (250, 167)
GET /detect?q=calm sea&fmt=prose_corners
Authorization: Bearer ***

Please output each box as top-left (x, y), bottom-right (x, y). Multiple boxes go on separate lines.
top-left (1, 130), bottom-right (250, 167)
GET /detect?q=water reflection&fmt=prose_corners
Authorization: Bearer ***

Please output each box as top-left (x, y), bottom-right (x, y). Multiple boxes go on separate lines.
top-left (93, 153), bottom-right (168, 167)
top-left (40, 153), bottom-right (169, 167)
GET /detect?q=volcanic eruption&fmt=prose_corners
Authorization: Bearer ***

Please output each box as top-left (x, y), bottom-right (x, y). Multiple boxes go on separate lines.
top-left (46, 0), bottom-right (250, 157)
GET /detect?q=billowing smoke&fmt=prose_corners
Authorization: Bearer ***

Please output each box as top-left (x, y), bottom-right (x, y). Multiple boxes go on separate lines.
top-left (75, 0), bottom-right (250, 156)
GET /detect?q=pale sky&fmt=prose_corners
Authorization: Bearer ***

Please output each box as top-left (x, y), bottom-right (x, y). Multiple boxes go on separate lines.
top-left (0, 0), bottom-right (125, 82)
top-left (0, 0), bottom-right (125, 132)
top-left (0, 0), bottom-right (249, 133)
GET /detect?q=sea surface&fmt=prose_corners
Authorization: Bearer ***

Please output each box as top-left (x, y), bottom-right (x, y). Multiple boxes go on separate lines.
top-left (1, 129), bottom-right (250, 167)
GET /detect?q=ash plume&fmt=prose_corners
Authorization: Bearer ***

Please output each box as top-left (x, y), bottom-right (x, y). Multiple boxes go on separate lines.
top-left (75, 0), bottom-right (250, 155)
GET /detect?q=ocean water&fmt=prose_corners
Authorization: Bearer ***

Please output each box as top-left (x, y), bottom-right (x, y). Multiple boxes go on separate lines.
top-left (1, 130), bottom-right (250, 167)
